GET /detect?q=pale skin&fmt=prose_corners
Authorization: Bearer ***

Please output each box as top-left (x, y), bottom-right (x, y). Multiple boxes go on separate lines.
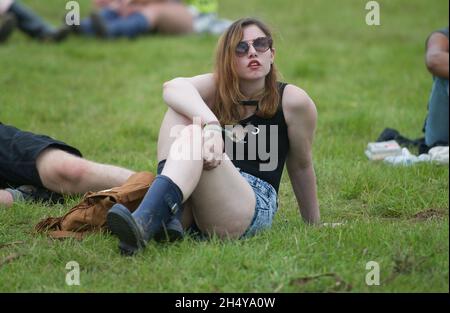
top-left (94, 0), bottom-right (193, 34)
top-left (425, 32), bottom-right (449, 79)
top-left (0, 148), bottom-right (134, 207)
top-left (158, 24), bottom-right (320, 239)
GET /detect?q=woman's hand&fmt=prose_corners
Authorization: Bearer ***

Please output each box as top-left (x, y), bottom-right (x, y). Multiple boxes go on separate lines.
top-left (202, 126), bottom-right (224, 170)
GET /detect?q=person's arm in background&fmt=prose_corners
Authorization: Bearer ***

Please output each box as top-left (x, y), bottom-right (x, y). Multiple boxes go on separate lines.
top-left (426, 32), bottom-right (449, 79)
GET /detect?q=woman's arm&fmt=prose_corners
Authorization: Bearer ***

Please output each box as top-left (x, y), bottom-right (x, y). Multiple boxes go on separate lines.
top-left (283, 85), bottom-right (320, 224)
top-left (162, 73), bottom-right (219, 124)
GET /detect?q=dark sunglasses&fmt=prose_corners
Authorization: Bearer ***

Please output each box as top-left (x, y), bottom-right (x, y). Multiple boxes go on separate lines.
top-left (235, 37), bottom-right (273, 57)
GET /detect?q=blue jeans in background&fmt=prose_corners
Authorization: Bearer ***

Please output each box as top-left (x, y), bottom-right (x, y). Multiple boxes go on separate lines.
top-left (80, 8), bottom-right (149, 39)
top-left (424, 77), bottom-right (449, 146)
top-left (8, 1), bottom-right (55, 38)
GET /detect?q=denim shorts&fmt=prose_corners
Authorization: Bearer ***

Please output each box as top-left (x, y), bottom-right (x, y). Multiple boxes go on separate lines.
top-left (239, 171), bottom-right (278, 238)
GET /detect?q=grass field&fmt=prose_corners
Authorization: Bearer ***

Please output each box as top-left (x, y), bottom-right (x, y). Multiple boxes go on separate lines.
top-left (0, 0), bottom-right (448, 292)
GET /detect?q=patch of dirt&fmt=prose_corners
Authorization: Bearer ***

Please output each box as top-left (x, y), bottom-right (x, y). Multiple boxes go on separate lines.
top-left (411, 208), bottom-right (448, 221)
top-left (0, 253), bottom-right (23, 268)
top-left (289, 273), bottom-right (352, 292)
top-left (0, 241), bottom-right (25, 249)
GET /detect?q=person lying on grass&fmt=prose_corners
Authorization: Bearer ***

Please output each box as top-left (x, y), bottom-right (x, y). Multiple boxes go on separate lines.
top-left (0, 123), bottom-right (134, 207)
top-left (73, 0), bottom-right (231, 39)
top-left (0, 0), bottom-right (69, 43)
top-left (73, 0), bottom-right (194, 39)
top-left (107, 17), bottom-right (320, 255)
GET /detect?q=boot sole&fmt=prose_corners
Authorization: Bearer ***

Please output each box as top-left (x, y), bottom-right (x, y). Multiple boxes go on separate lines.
top-left (107, 204), bottom-right (146, 255)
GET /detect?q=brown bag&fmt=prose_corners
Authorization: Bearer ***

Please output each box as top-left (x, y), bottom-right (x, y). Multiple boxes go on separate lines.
top-left (35, 171), bottom-right (155, 240)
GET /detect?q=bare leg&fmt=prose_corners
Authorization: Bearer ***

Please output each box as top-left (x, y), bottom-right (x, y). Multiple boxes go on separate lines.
top-left (0, 190), bottom-right (13, 208)
top-left (36, 149), bottom-right (134, 195)
top-left (139, 2), bottom-right (193, 34)
top-left (157, 108), bottom-right (256, 239)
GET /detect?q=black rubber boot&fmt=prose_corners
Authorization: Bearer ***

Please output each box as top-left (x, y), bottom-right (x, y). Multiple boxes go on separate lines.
top-left (107, 204), bottom-right (146, 255)
top-left (154, 209), bottom-right (184, 243)
top-left (107, 175), bottom-right (183, 255)
top-left (0, 13), bottom-right (16, 43)
top-left (8, 1), bottom-right (52, 38)
top-left (153, 159), bottom-right (184, 242)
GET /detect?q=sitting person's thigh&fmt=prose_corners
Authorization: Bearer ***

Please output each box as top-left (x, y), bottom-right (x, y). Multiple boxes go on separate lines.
top-left (140, 2), bottom-right (193, 34)
top-left (189, 159), bottom-right (256, 239)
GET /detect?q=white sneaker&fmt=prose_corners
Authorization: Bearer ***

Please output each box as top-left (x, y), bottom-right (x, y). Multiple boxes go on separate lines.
top-left (429, 146), bottom-right (449, 165)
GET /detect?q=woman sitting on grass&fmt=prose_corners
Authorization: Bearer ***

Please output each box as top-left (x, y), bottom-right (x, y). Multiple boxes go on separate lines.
top-left (107, 17), bottom-right (320, 255)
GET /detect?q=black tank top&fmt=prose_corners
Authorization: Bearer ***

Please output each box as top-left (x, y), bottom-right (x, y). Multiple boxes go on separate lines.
top-left (224, 82), bottom-right (289, 192)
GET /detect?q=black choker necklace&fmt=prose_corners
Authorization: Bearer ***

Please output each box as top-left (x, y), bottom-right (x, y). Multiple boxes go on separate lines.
top-left (240, 100), bottom-right (259, 106)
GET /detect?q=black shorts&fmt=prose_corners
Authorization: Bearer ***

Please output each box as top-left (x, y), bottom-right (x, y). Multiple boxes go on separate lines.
top-left (0, 123), bottom-right (82, 188)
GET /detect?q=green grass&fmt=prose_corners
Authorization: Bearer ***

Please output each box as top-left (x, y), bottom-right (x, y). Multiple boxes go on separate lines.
top-left (0, 0), bottom-right (448, 292)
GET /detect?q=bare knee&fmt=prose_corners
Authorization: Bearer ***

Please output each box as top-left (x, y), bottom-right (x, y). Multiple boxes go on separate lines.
top-left (158, 108), bottom-right (196, 160)
top-left (0, 190), bottom-right (14, 208)
top-left (37, 149), bottom-right (90, 193)
top-left (165, 108), bottom-right (192, 128)
top-left (53, 157), bottom-right (89, 186)
top-left (165, 123), bottom-right (203, 161)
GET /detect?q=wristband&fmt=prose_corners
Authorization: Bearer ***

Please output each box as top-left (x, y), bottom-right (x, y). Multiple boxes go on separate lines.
top-left (203, 120), bottom-right (221, 128)
top-left (203, 124), bottom-right (245, 143)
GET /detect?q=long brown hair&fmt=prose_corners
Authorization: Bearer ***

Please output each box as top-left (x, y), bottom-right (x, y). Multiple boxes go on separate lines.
top-left (213, 18), bottom-right (279, 125)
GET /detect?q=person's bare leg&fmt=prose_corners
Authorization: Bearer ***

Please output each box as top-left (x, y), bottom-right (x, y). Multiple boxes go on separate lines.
top-left (0, 190), bottom-right (13, 207)
top-left (36, 149), bottom-right (134, 195)
top-left (140, 2), bottom-right (193, 34)
top-left (187, 160), bottom-right (256, 239)
top-left (157, 108), bottom-right (256, 239)
top-left (157, 109), bottom-right (197, 229)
